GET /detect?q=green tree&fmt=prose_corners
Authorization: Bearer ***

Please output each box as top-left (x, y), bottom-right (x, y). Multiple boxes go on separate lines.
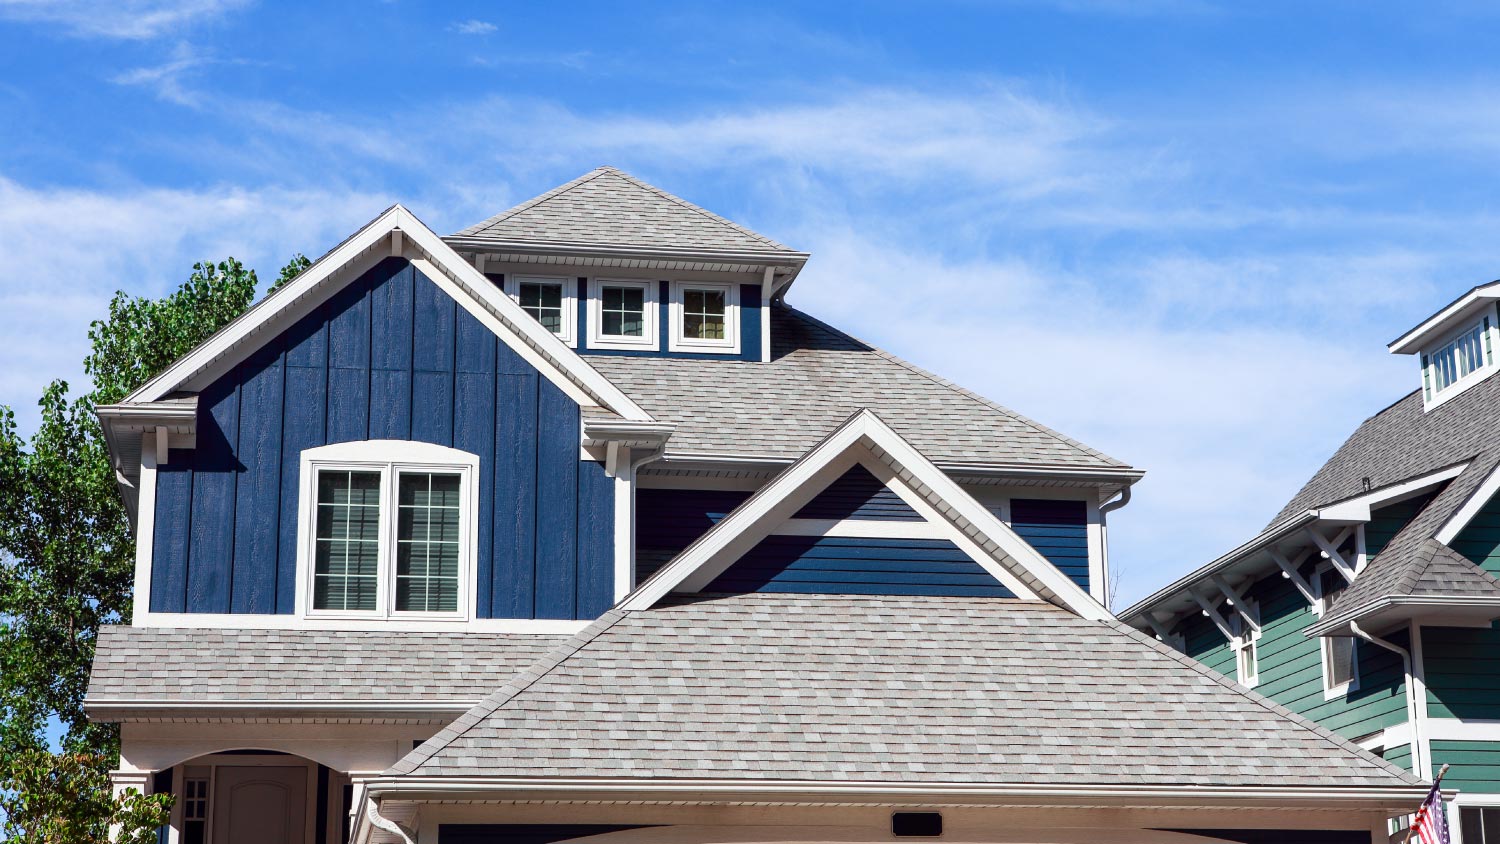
top-left (0, 255), bottom-right (308, 842)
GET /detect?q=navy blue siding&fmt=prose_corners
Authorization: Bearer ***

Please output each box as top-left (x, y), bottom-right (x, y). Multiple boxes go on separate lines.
top-left (706, 535), bottom-right (1016, 597)
top-left (793, 465), bottom-right (921, 521)
top-left (149, 257), bottom-right (612, 619)
top-left (578, 282), bottom-right (763, 361)
top-left (635, 488), bottom-right (752, 582)
top-left (1010, 498), bottom-right (1090, 591)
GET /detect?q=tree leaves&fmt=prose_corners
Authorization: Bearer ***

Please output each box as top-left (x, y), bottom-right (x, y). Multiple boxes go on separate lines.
top-left (0, 256), bottom-right (302, 841)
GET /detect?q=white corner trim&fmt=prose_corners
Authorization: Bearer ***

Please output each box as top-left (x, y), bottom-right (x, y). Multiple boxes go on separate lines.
top-left (623, 409), bottom-right (1112, 620)
top-left (586, 278), bottom-right (660, 351)
top-left (613, 457), bottom-right (635, 601)
top-left (1438, 461), bottom-right (1500, 544)
top-left (761, 267), bottom-right (773, 363)
top-left (294, 440), bottom-right (479, 623)
top-left (132, 437), bottom-right (159, 624)
top-left (124, 205), bottom-right (653, 422)
top-left (502, 274), bottom-right (578, 348)
top-left (666, 280), bottom-right (741, 354)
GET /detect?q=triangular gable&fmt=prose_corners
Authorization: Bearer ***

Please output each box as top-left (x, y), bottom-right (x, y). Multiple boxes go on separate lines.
top-left (623, 409), bottom-right (1111, 619)
top-left (122, 205), bottom-right (652, 422)
top-left (453, 166), bottom-right (799, 256)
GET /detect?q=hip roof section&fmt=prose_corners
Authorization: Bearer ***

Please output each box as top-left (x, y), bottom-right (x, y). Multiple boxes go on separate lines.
top-left (589, 306), bottom-right (1134, 472)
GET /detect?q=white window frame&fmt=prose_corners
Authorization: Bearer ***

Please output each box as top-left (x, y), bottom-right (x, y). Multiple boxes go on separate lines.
top-left (668, 280), bottom-right (741, 354)
top-left (587, 278), bottom-right (659, 351)
top-left (295, 440), bottom-right (479, 622)
top-left (1231, 612), bottom-right (1260, 688)
top-left (1313, 561), bottom-right (1361, 699)
top-left (1422, 304), bottom-right (1498, 411)
top-left (504, 274), bottom-right (577, 348)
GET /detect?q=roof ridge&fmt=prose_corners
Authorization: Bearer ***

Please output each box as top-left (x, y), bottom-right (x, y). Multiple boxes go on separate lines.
top-left (387, 608), bottom-right (632, 776)
top-left (1108, 619), bottom-right (1421, 784)
top-left (604, 167), bottom-right (791, 251)
top-left (454, 167), bottom-right (613, 236)
top-left (778, 304), bottom-right (1130, 469)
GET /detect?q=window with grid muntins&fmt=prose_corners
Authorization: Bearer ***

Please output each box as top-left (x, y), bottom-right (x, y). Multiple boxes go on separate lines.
top-left (601, 286), bottom-right (646, 336)
top-left (683, 288), bottom-right (726, 340)
top-left (519, 281), bottom-right (564, 334)
top-left (314, 471), bottom-right (382, 611)
top-left (395, 473), bottom-right (462, 612)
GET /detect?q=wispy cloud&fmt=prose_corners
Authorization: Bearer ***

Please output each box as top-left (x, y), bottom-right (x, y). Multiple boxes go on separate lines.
top-left (451, 19), bottom-right (497, 35)
top-left (0, 0), bottom-right (250, 40)
top-left (110, 41), bottom-right (211, 105)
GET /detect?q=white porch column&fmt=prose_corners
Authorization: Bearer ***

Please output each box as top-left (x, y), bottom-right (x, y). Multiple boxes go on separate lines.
top-left (108, 769), bottom-right (152, 842)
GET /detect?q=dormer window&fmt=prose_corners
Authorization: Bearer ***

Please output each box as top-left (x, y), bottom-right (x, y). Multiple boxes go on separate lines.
top-left (669, 281), bottom-right (740, 353)
top-left (1424, 314), bottom-right (1493, 406)
top-left (504, 275), bottom-right (577, 347)
top-left (297, 441), bottom-right (478, 620)
top-left (587, 279), bottom-right (659, 351)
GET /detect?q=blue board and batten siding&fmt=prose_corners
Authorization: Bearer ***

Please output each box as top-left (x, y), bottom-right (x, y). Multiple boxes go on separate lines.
top-left (150, 257), bottom-right (613, 620)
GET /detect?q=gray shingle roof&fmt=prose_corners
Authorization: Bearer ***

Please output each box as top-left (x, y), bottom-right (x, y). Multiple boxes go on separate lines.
top-left (391, 592), bottom-right (1417, 788)
top-left (454, 167), bottom-right (798, 256)
top-left (85, 626), bottom-right (565, 706)
top-left (1268, 374), bottom-right (1500, 623)
top-left (588, 306), bottom-right (1132, 471)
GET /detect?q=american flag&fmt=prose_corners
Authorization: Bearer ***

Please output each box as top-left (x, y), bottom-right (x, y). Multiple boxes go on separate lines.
top-left (1409, 777), bottom-right (1450, 844)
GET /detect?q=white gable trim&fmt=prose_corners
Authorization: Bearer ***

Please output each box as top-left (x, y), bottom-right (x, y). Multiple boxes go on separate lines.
top-left (623, 409), bottom-right (1111, 620)
top-left (123, 205), bottom-right (653, 423)
top-left (1438, 461), bottom-right (1500, 545)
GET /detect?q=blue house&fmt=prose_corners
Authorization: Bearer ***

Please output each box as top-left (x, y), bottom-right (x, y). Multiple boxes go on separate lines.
top-left (87, 168), bottom-right (1422, 844)
top-left (1122, 284), bottom-right (1500, 844)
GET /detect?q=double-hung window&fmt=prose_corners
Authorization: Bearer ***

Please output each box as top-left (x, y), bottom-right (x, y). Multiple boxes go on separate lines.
top-left (1231, 613), bottom-right (1259, 687)
top-left (1423, 311), bottom-right (1495, 408)
top-left (587, 279), bottom-right (658, 350)
top-left (505, 275), bottom-right (577, 346)
top-left (1314, 564), bottom-right (1360, 697)
top-left (669, 280), bottom-right (740, 353)
top-left (299, 441), bottom-right (477, 620)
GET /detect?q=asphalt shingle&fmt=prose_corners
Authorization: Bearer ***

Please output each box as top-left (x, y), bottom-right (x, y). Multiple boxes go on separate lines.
top-left (392, 592), bottom-right (1418, 788)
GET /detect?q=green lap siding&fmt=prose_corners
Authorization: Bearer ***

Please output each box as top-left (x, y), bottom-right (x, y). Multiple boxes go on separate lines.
top-left (1451, 490), bottom-right (1500, 577)
top-left (1430, 741), bottom-right (1500, 793)
top-left (1423, 624), bottom-right (1500, 719)
top-left (1365, 492), bottom-right (1438, 557)
top-left (1384, 744), bottom-right (1412, 772)
top-left (1173, 566), bottom-right (1408, 741)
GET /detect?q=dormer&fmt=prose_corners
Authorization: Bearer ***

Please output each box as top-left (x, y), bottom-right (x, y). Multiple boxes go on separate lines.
top-left (1389, 281), bottom-right (1500, 411)
top-left (444, 167), bottom-right (809, 362)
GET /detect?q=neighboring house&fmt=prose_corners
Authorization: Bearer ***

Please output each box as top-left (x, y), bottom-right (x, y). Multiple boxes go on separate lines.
top-left (86, 167), bottom-right (1423, 844)
top-left (1121, 286), bottom-right (1500, 843)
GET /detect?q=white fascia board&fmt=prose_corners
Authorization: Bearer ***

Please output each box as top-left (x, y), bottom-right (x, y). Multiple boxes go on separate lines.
top-left (1388, 283), bottom-right (1500, 354)
top-left (623, 409), bottom-right (1111, 621)
top-left (124, 205), bottom-right (653, 423)
top-left (1438, 460), bottom-right (1500, 544)
top-left (362, 776), bottom-right (1428, 809)
top-left (1320, 462), bottom-right (1469, 524)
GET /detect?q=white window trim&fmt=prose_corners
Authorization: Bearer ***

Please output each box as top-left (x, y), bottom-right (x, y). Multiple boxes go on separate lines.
top-left (587, 278), bottom-right (659, 351)
top-left (295, 440), bottom-right (479, 622)
top-left (667, 280), bottom-right (741, 354)
top-left (1313, 561), bottom-right (1361, 699)
top-left (503, 274), bottom-right (577, 348)
top-left (1231, 612), bottom-right (1260, 688)
top-left (1422, 303), bottom-right (1498, 411)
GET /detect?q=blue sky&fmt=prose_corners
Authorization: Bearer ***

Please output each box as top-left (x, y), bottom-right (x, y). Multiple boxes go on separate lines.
top-left (2, 1), bottom-right (1498, 607)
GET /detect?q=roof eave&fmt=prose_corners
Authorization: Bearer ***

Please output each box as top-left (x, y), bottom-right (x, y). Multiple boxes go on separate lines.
top-left (362, 775), bottom-right (1427, 811)
top-left (1388, 282), bottom-right (1500, 354)
top-left (650, 450), bottom-right (1144, 484)
top-left (443, 236), bottom-right (810, 269)
top-left (1305, 594), bottom-right (1500, 637)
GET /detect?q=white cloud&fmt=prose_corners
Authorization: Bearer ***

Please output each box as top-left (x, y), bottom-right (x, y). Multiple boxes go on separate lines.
top-left (0, 176), bottom-right (387, 433)
top-left (110, 41), bottom-right (210, 105)
top-left (451, 19), bottom-right (497, 35)
top-left (0, 0), bottom-right (249, 39)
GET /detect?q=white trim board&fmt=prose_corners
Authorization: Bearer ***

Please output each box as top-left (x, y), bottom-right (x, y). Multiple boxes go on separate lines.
top-left (128, 613), bottom-right (587, 634)
top-left (1439, 460), bottom-right (1500, 544)
top-left (622, 409), bottom-right (1110, 620)
top-left (123, 205), bottom-right (652, 422)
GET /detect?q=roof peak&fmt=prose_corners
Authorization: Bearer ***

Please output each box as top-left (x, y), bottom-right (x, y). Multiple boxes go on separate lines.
top-left (451, 167), bottom-right (802, 258)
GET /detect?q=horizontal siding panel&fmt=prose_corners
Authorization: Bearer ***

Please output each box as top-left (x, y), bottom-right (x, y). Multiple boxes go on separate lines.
top-left (635, 489), bottom-right (752, 582)
top-left (1011, 498), bottom-right (1089, 591)
top-left (793, 465), bottom-right (921, 521)
top-left (708, 535), bottom-right (1014, 598)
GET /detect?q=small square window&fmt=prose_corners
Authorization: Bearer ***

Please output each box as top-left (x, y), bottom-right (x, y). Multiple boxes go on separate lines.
top-left (505, 275), bottom-right (577, 346)
top-left (669, 281), bottom-right (740, 353)
top-left (586, 279), bottom-right (658, 350)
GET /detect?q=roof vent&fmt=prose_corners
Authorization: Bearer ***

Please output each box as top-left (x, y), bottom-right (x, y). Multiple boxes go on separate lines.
top-left (892, 813), bottom-right (943, 837)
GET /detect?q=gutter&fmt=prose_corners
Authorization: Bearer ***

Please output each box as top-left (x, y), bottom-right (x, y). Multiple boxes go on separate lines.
top-left (358, 775), bottom-right (1427, 809)
top-left (1306, 594), bottom-right (1500, 638)
top-left (651, 451), bottom-right (1146, 484)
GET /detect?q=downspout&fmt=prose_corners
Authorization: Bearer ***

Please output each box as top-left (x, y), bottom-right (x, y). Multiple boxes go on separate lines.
top-left (363, 795), bottom-right (417, 844)
top-left (1098, 487), bottom-right (1132, 610)
top-left (1351, 621), bottom-right (1426, 779)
